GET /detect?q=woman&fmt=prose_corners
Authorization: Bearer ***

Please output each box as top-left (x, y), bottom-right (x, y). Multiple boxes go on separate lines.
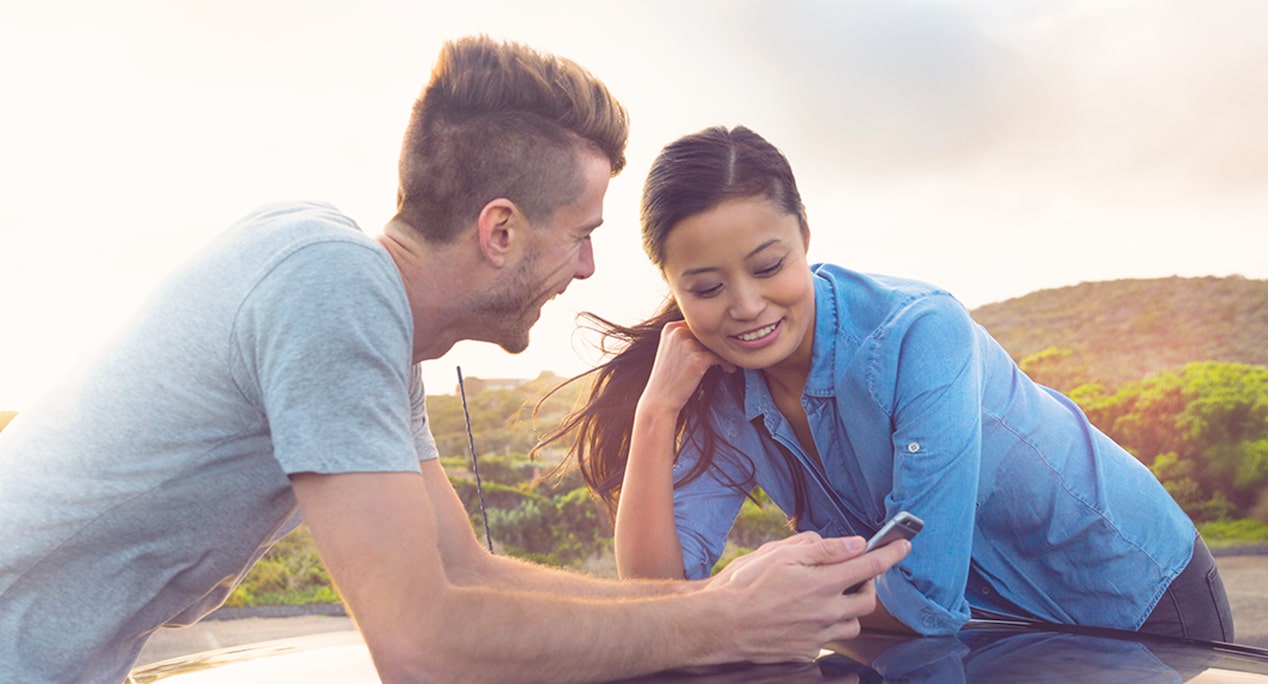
top-left (538, 126), bottom-right (1233, 641)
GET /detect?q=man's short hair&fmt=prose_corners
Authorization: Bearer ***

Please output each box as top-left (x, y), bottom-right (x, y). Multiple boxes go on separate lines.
top-left (396, 36), bottom-right (629, 243)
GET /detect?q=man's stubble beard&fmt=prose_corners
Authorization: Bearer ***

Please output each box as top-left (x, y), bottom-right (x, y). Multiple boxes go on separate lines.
top-left (478, 250), bottom-right (542, 354)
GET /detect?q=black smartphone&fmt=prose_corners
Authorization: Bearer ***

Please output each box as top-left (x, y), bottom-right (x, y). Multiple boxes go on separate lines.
top-left (844, 511), bottom-right (923, 593)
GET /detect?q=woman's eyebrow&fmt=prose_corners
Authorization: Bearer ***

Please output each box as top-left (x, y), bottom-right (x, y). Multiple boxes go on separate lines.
top-left (679, 239), bottom-right (782, 278)
top-left (745, 239), bottom-right (780, 259)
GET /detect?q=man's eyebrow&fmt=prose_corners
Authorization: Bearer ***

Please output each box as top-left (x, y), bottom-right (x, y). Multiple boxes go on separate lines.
top-left (680, 239), bottom-right (781, 277)
top-left (581, 218), bottom-right (604, 233)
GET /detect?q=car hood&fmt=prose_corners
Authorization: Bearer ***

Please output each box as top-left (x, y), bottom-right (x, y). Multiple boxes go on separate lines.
top-left (129, 620), bottom-right (1268, 683)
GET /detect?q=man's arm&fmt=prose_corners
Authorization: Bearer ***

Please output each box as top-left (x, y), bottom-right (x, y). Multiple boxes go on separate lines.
top-left (291, 465), bottom-right (909, 682)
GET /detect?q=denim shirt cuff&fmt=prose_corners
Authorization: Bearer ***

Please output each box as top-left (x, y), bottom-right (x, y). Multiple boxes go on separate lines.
top-left (683, 552), bottom-right (713, 581)
top-left (876, 569), bottom-right (970, 636)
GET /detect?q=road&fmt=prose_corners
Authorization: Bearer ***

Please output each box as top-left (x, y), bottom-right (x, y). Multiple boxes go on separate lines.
top-left (1218, 554), bottom-right (1268, 646)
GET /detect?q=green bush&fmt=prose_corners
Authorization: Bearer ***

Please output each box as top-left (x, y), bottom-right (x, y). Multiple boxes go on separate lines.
top-left (728, 496), bottom-right (792, 550)
top-left (1198, 518), bottom-right (1268, 548)
top-left (478, 486), bottom-right (613, 567)
top-left (226, 525), bottom-right (339, 607)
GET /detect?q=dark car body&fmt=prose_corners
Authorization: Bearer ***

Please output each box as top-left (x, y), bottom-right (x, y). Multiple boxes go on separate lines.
top-left (129, 619), bottom-right (1268, 683)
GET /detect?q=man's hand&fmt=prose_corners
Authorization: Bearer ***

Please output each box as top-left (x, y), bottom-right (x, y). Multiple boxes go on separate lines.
top-left (703, 532), bottom-right (911, 664)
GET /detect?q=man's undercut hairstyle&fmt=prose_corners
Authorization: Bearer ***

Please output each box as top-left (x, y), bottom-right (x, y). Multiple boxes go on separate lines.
top-left (396, 36), bottom-right (629, 243)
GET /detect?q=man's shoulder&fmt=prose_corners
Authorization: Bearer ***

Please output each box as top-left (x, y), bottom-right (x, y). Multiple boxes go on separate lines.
top-left (227, 201), bottom-right (375, 250)
top-left (183, 201), bottom-right (393, 298)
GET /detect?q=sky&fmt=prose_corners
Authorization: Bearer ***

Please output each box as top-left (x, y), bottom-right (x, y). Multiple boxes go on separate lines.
top-left (1, 0), bottom-right (1265, 409)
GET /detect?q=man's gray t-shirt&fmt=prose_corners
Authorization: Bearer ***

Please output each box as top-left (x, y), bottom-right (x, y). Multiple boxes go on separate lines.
top-left (0, 201), bottom-right (439, 682)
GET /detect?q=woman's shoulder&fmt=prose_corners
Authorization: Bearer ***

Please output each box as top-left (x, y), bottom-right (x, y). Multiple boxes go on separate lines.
top-left (811, 263), bottom-right (966, 334)
top-left (811, 263), bottom-right (946, 298)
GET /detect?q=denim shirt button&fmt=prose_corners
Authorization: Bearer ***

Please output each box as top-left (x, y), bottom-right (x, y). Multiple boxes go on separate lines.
top-left (907, 441), bottom-right (920, 453)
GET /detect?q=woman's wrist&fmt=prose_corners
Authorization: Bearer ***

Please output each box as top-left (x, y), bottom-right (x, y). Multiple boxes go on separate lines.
top-left (629, 401), bottom-right (681, 467)
top-left (635, 390), bottom-right (685, 424)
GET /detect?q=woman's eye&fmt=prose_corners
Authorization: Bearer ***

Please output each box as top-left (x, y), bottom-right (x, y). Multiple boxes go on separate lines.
top-left (755, 258), bottom-right (785, 277)
top-left (690, 284), bottom-right (723, 298)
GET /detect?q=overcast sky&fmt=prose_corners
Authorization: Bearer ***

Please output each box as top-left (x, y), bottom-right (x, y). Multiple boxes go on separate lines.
top-left (2, 0), bottom-right (1265, 408)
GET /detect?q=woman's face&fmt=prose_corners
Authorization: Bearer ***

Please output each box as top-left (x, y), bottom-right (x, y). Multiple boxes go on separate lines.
top-left (661, 196), bottom-right (816, 372)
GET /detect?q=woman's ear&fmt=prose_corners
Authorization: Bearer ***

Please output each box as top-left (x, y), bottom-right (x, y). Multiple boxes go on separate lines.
top-left (475, 198), bottom-right (518, 268)
top-left (800, 209), bottom-right (811, 250)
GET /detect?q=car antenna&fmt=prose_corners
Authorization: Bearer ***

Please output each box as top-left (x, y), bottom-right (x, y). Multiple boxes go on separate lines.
top-left (457, 366), bottom-right (495, 552)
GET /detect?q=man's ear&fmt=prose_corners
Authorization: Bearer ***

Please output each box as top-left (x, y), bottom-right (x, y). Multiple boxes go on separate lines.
top-left (475, 199), bottom-right (519, 268)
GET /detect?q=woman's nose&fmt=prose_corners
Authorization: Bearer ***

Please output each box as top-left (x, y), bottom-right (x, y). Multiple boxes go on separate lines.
top-left (727, 280), bottom-right (765, 321)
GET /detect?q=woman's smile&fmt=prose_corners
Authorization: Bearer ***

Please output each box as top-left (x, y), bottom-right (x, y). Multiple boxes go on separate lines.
top-left (732, 319), bottom-right (784, 348)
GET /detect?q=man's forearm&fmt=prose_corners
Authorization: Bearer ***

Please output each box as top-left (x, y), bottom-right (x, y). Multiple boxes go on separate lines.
top-left (294, 469), bottom-right (908, 681)
top-left (461, 551), bottom-right (700, 598)
top-left (408, 580), bottom-right (732, 683)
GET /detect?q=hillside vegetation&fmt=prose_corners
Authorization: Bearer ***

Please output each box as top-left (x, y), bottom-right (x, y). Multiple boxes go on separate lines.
top-left (971, 276), bottom-right (1268, 393)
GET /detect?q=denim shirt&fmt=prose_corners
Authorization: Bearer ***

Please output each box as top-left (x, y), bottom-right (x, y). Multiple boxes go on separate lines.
top-left (671, 264), bottom-right (1195, 635)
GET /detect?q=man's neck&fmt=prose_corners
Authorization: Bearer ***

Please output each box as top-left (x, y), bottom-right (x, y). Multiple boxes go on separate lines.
top-left (377, 219), bottom-right (480, 364)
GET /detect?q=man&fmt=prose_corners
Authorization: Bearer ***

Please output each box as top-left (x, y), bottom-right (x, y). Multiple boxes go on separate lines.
top-left (0, 36), bottom-right (909, 682)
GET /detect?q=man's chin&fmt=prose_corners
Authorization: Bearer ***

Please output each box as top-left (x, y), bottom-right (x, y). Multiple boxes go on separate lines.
top-left (497, 342), bottom-right (528, 354)
top-left (496, 332), bottom-right (530, 355)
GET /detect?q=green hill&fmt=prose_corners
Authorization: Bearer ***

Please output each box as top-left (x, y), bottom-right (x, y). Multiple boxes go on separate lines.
top-left (970, 276), bottom-right (1268, 392)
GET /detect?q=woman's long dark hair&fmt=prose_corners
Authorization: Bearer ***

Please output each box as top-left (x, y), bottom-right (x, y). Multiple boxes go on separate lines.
top-left (533, 126), bottom-right (812, 523)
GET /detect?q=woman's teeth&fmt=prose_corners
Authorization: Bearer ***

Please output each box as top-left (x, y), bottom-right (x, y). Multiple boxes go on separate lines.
top-left (736, 322), bottom-right (778, 341)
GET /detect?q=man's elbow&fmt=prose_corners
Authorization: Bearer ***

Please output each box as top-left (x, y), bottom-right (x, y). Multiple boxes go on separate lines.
top-left (360, 584), bottom-right (485, 682)
top-left (372, 654), bottom-right (454, 684)
top-left (368, 631), bottom-right (469, 683)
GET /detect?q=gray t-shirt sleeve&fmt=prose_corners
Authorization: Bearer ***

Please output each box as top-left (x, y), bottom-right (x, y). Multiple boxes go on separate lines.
top-left (232, 238), bottom-right (422, 475)
top-left (408, 364), bottom-right (440, 462)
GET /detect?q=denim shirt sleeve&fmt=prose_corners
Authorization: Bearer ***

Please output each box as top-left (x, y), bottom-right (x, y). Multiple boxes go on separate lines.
top-left (870, 294), bottom-right (981, 635)
top-left (671, 432), bottom-right (754, 580)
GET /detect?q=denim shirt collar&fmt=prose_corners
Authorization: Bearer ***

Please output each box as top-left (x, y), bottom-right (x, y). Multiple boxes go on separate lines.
top-left (741, 267), bottom-right (839, 419)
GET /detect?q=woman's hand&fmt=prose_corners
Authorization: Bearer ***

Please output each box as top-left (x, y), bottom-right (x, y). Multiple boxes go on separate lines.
top-left (638, 320), bottom-right (736, 417)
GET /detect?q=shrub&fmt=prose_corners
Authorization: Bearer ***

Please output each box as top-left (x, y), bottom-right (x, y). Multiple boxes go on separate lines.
top-left (1199, 518), bottom-right (1268, 547)
top-left (226, 525), bottom-right (339, 607)
top-left (728, 498), bottom-right (792, 550)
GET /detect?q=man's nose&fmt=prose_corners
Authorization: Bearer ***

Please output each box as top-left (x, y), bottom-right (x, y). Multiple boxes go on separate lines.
top-left (574, 240), bottom-right (595, 280)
